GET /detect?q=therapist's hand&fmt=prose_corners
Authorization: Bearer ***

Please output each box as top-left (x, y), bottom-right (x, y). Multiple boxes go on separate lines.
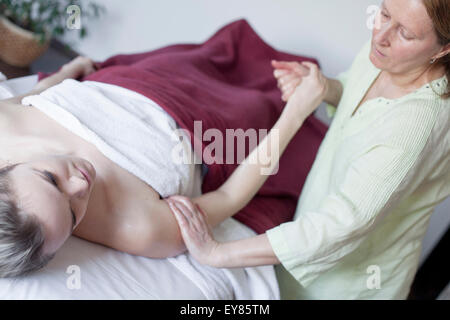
top-left (283, 61), bottom-right (328, 124)
top-left (165, 195), bottom-right (221, 267)
top-left (272, 60), bottom-right (310, 102)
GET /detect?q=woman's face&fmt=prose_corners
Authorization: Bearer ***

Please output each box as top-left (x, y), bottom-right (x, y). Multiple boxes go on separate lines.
top-left (8, 155), bottom-right (96, 255)
top-left (370, 0), bottom-right (444, 74)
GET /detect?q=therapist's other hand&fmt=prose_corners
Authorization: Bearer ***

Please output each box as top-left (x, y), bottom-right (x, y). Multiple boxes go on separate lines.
top-left (165, 195), bottom-right (221, 267)
top-left (61, 56), bottom-right (97, 79)
top-left (272, 60), bottom-right (310, 102)
top-left (284, 61), bottom-right (328, 123)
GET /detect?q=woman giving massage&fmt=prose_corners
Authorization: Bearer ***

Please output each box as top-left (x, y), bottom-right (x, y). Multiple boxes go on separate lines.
top-left (166, 0), bottom-right (450, 300)
top-left (0, 0), bottom-right (449, 300)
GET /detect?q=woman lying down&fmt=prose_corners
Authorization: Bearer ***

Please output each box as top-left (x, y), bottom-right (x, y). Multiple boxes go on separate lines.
top-left (0, 54), bottom-right (321, 278)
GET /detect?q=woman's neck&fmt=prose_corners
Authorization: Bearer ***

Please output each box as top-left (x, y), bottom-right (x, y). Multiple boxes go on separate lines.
top-left (385, 64), bottom-right (445, 92)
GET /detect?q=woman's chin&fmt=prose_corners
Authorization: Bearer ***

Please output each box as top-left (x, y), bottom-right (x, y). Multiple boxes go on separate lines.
top-left (369, 51), bottom-right (385, 70)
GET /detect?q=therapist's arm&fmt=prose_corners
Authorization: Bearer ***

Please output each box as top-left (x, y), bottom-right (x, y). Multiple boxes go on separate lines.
top-left (272, 60), bottom-right (343, 108)
top-left (323, 77), bottom-right (344, 108)
top-left (191, 62), bottom-right (328, 228)
top-left (210, 234), bottom-right (280, 268)
top-left (166, 197), bottom-right (280, 268)
top-left (192, 111), bottom-right (302, 228)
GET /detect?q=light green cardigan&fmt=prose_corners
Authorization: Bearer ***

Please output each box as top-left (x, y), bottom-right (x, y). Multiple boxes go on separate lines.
top-left (266, 39), bottom-right (449, 300)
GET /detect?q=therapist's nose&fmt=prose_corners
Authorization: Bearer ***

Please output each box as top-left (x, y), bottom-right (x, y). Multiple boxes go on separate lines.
top-left (374, 21), bottom-right (392, 48)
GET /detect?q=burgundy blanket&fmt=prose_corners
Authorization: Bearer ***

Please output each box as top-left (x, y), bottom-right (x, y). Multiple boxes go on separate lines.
top-left (38, 19), bottom-right (329, 234)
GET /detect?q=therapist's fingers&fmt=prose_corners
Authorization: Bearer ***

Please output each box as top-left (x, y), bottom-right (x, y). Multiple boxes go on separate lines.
top-left (168, 200), bottom-right (189, 230)
top-left (272, 60), bottom-right (301, 71)
top-left (166, 196), bottom-right (209, 233)
top-left (273, 60), bottom-right (310, 75)
top-left (168, 201), bottom-right (200, 250)
top-left (167, 197), bottom-right (208, 236)
top-left (278, 75), bottom-right (301, 93)
top-left (301, 61), bottom-right (320, 78)
top-left (167, 200), bottom-right (202, 243)
top-left (167, 199), bottom-right (219, 267)
top-left (167, 195), bottom-right (197, 215)
top-left (282, 79), bottom-right (302, 101)
top-left (278, 72), bottom-right (300, 87)
top-left (194, 203), bottom-right (211, 230)
top-left (281, 80), bottom-right (299, 93)
top-left (195, 203), bottom-right (208, 219)
top-left (172, 200), bottom-right (204, 233)
top-left (273, 68), bottom-right (291, 79)
top-left (280, 77), bottom-right (302, 97)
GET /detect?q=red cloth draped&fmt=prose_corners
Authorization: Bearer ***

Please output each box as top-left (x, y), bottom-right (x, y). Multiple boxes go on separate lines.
top-left (38, 19), bottom-right (329, 234)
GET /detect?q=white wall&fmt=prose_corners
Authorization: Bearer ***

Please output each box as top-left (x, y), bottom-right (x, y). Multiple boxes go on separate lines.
top-left (62, 0), bottom-right (448, 266)
top-left (63, 0), bottom-right (379, 76)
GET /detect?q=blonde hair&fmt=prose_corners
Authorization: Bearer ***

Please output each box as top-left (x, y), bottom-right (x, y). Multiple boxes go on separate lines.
top-left (0, 164), bottom-right (55, 278)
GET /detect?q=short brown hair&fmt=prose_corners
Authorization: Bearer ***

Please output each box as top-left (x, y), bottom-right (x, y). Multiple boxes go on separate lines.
top-left (0, 164), bottom-right (55, 278)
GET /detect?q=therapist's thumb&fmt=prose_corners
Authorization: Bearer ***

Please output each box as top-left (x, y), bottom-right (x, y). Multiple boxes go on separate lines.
top-left (301, 61), bottom-right (319, 77)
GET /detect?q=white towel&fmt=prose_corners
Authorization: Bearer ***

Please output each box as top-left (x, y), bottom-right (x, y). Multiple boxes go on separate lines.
top-left (168, 218), bottom-right (280, 300)
top-left (21, 79), bottom-right (200, 198)
top-left (0, 218), bottom-right (280, 300)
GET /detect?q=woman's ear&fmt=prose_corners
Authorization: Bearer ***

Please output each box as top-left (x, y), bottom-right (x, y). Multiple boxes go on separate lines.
top-left (436, 43), bottom-right (450, 60)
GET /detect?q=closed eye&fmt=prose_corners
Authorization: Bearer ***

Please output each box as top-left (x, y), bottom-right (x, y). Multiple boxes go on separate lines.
top-left (400, 29), bottom-right (413, 40)
top-left (44, 170), bottom-right (58, 187)
top-left (41, 170), bottom-right (77, 229)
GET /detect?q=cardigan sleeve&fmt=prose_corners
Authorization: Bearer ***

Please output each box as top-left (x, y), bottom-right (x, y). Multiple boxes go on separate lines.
top-left (266, 102), bottom-right (440, 287)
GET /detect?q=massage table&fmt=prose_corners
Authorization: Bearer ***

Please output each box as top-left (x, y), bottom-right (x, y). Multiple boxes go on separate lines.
top-left (0, 73), bottom-right (280, 300)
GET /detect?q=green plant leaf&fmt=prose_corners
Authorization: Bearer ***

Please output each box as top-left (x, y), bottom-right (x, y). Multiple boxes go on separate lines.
top-left (80, 27), bottom-right (87, 38)
top-left (54, 25), bottom-right (64, 35)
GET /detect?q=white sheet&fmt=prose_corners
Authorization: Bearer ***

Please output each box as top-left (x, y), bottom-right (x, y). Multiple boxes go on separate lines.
top-left (0, 214), bottom-right (279, 300)
top-left (0, 74), bottom-right (39, 98)
top-left (0, 74), bottom-right (280, 300)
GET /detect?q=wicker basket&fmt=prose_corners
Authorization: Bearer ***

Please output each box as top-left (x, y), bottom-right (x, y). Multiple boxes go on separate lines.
top-left (0, 16), bottom-right (50, 67)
